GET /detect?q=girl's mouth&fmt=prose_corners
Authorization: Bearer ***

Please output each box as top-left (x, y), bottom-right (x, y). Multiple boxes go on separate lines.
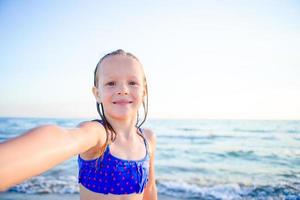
top-left (112, 100), bottom-right (133, 105)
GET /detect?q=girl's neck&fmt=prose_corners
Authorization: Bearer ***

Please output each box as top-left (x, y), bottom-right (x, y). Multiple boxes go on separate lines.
top-left (105, 115), bottom-right (138, 141)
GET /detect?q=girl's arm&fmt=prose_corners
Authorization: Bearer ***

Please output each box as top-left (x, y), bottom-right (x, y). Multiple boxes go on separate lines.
top-left (143, 129), bottom-right (158, 200)
top-left (0, 121), bottom-right (104, 191)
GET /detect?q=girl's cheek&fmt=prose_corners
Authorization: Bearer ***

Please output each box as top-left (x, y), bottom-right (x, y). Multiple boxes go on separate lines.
top-left (133, 90), bottom-right (144, 100)
top-left (102, 88), bottom-right (114, 96)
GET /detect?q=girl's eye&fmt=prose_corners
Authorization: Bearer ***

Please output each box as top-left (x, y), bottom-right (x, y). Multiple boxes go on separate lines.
top-left (106, 81), bottom-right (115, 86)
top-left (129, 81), bottom-right (137, 85)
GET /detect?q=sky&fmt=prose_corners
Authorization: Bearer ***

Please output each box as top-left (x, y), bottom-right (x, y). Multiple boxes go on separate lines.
top-left (0, 0), bottom-right (300, 120)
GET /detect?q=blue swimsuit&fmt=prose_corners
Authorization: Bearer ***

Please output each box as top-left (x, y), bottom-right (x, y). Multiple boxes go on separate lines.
top-left (77, 120), bottom-right (150, 195)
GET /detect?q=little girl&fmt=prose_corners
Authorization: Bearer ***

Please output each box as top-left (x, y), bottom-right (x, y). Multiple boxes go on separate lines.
top-left (0, 49), bottom-right (157, 200)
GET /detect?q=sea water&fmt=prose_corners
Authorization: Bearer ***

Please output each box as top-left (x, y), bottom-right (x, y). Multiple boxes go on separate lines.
top-left (0, 117), bottom-right (299, 199)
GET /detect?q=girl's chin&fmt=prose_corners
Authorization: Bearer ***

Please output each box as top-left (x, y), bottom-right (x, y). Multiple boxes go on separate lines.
top-left (106, 111), bottom-right (136, 120)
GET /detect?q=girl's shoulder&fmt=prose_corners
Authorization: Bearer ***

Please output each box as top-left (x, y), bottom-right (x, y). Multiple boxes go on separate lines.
top-left (141, 128), bottom-right (157, 154)
top-left (77, 120), bottom-right (107, 158)
top-left (142, 128), bottom-right (156, 141)
top-left (77, 120), bottom-right (106, 139)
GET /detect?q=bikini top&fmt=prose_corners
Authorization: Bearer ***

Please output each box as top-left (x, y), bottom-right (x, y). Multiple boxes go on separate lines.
top-left (77, 119), bottom-right (150, 195)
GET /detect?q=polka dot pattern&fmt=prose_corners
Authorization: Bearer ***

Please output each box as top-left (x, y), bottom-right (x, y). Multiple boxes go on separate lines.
top-left (78, 120), bottom-right (150, 195)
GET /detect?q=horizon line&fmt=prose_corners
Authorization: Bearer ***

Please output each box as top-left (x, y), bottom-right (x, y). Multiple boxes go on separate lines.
top-left (0, 115), bottom-right (299, 121)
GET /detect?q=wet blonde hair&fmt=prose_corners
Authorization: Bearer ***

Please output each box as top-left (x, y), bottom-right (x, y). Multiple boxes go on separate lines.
top-left (93, 49), bottom-right (148, 168)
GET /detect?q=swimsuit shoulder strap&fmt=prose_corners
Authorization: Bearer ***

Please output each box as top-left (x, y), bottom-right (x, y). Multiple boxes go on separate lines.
top-left (91, 119), bottom-right (104, 126)
top-left (138, 128), bottom-right (149, 156)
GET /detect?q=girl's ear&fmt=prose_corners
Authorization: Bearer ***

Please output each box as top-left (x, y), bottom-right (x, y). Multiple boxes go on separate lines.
top-left (143, 87), bottom-right (147, 98)
top-left (92, 86), bottom-right (101, 103)
top-left (142, 89), bottom-right (147, 103)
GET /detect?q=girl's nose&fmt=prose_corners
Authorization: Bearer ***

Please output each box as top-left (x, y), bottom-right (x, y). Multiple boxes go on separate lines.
top-left (117, 84), bottom-right (128, 95)
top-left (117, 91), bottom-right (128, 95)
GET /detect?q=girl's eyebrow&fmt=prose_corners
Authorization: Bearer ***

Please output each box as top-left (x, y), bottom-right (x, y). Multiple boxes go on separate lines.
top-left (104, 76), bottom-right (115, 79)
top-left (101, 75), bottom-right (117, 80)
top-left (127, 76), bottom-right (139, 80)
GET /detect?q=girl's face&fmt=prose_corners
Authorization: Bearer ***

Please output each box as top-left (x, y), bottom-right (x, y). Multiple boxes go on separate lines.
top-left (94, 55), bottom-right (145, 120)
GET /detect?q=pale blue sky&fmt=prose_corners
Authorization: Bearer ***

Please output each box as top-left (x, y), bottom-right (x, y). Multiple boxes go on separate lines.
top-left (0, 0), bottom-right (300, 119)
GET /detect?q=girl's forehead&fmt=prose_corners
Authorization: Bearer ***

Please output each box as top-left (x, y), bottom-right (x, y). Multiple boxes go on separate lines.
top-left (98, 55), bottom-right (144, 78)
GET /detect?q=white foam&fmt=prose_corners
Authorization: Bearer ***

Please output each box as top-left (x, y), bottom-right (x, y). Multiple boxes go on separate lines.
top-left (11, 175), bottom-right (79, 194)
top-left (158, 180), bottom-right (253, 199)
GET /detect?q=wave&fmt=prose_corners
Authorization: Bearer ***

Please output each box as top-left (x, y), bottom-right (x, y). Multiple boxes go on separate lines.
top-left (158, 134), bottom-right (234, 140)
top-left (7, 174), bottom-right (300, 199)
top-left (8, 175), bottom-right (78, 194)
top-left (225, 150), bottom-right (257, 159)
top-left (157, 180), bottom-right (300, 200)
top-left (287, 130), bottom-right (300, 134)
top-left (233, 128), bottom-right (274, 133)
top-left (234, 128), bottom-right (300, 134)
top-left (176, 128), bottom-right (203, 132)
top-left (157, 165), bottom-right (211, 174)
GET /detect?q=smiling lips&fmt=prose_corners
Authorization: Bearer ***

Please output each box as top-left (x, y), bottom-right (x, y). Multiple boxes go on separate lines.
top-left (112, 100), bottom-right (133, 105)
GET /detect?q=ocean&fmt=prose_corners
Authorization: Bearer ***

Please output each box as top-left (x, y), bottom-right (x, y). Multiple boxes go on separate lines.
top-left (0, 117), bottom-right (299, 200)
